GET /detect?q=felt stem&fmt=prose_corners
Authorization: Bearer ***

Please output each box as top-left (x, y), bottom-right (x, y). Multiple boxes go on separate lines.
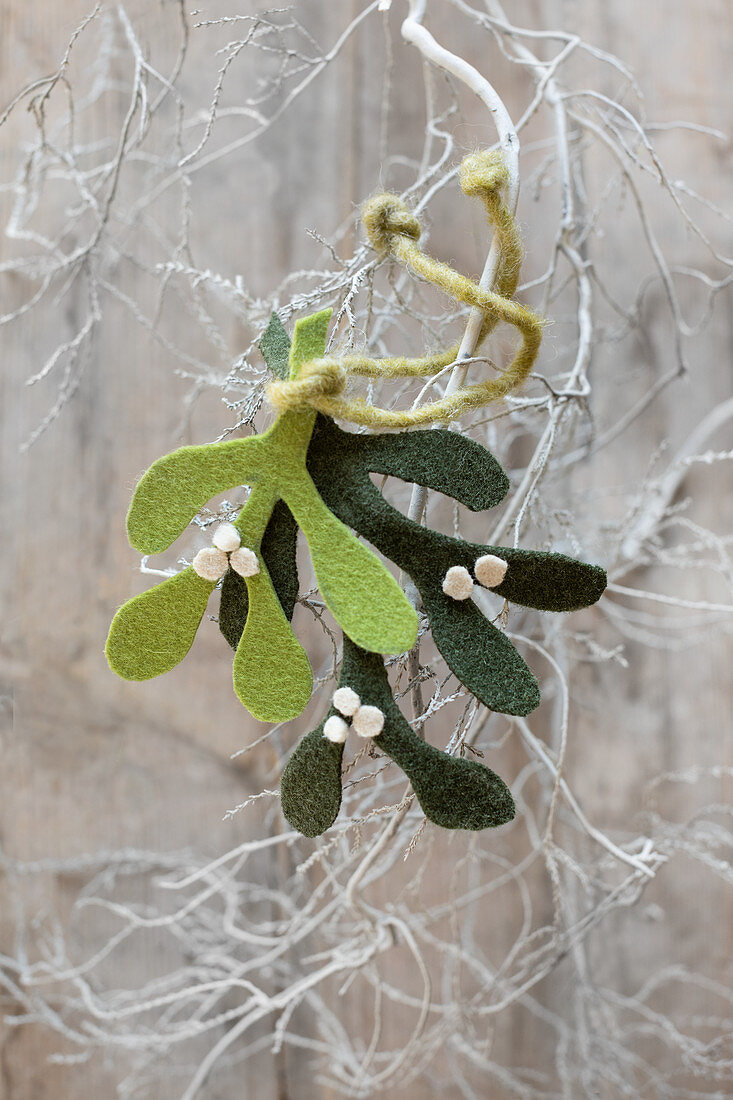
top-left (283, 473), bottom-right (417, 654)
top-left (264, 408), bottom-right (317, 471)
top-left (233, 481), bottom-right (279, 549)
top-left (232, 566), bottom-right (313, 722)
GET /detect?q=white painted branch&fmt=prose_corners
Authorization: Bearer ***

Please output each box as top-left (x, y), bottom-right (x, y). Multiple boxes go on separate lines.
top-left (402, 0), bottom-right (520, 391)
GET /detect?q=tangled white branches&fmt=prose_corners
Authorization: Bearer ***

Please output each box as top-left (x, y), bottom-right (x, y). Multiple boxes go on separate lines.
top-left (1, 1), bottom-right (732, 1097)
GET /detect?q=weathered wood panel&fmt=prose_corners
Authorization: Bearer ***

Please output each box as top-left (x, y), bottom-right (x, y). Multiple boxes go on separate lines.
top-left (1, 1), bottom-right (731, 1097)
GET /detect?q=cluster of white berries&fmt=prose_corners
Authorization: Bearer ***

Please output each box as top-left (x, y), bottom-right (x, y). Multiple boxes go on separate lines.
top-left (323, 686), bottom-right (385, 744)
top-left (442, 552), bottom-right (508, 601)
top-left (191, 523), bottom-right (260, 582)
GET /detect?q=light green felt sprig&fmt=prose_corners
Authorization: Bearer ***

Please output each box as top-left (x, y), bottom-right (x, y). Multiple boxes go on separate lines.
top-left (105, 310), bottom-right (418, 722)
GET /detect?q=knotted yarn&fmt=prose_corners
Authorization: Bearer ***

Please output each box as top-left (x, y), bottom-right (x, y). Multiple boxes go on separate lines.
top-left (361, 193), bottom-right (422, 253)
top-left (266, 150), bottom-right (543, 428)
top-left (267, 359), bottom-right (346, 411)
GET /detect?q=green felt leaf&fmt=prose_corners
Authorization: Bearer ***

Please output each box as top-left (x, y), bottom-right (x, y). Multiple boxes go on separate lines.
top-left (106, 567), bottom-right (215, 680)
top-left (259, 312), bottom-right (291, 380)
top-left (393, 740), bottom-right (515, 830)
top-left (421, 581), bottom-right (540, 716)
top-left (127, 436), bottom-right (267, 555)
top-left (289, 308), bottom-right (332, 379)
top-left (280, 726), bottom-right (345, 836)
top-left (219, 499), bottom-right (299, 651)
top-left (116, 311), bottom-right (455, 717)
top-left (232, 569), bottom-right (312, 722)
top-left (305, 417), bottom-right (538, 712)
top-left (285, 476), bottom-right (418, 655)
top-left (359, 427), bottom-right (510, 512)
top-left (492, 547), bottom-right (607, 612)
top-left (255, 322), bottom-right (420, 656)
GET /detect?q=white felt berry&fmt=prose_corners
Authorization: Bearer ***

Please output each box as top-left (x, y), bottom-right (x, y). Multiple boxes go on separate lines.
top-left (333, 686), bottom-right (361, 717)
top-left (442, 565), bottom-right (474, 600)
top-left (212, 522), bottom-right (241, 553)
top-left (474, 553), bottom-right (508, 589)
top-left (192, 547), bottom-right (229, 581)
top-left (323, 715), bottom-right (349, 743)
top-left (229, 546), bottom-right (260, 578)
top-left (352, 704), bottom-right (385, 739)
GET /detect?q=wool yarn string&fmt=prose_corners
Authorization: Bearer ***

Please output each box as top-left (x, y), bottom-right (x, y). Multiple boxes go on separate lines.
top-left (267, 150), bottom-right (543, 429)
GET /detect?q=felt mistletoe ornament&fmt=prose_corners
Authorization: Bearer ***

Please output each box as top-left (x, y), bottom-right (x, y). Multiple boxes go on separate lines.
top-left (106, 149), bottom-right (607, 836)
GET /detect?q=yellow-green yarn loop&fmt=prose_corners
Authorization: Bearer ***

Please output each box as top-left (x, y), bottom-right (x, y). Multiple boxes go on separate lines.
top-left (361, 193), bottom-right (422, 253)
top-left (340, 343), bottom-right (461, 380)
top-left (269, 149), bottom-right (542, 429)
top-left (459, 150), bottom-right (508, 197)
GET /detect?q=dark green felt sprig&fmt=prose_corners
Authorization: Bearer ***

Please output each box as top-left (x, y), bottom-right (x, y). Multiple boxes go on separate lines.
top-left (280, 636), bottom-right (516, 836)
top-left (305, 413), bottom-right (607, 717)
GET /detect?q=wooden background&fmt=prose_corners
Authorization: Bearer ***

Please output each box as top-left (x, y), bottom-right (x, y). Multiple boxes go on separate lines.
top-left (1, 1), bottom-right (731, 1096)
